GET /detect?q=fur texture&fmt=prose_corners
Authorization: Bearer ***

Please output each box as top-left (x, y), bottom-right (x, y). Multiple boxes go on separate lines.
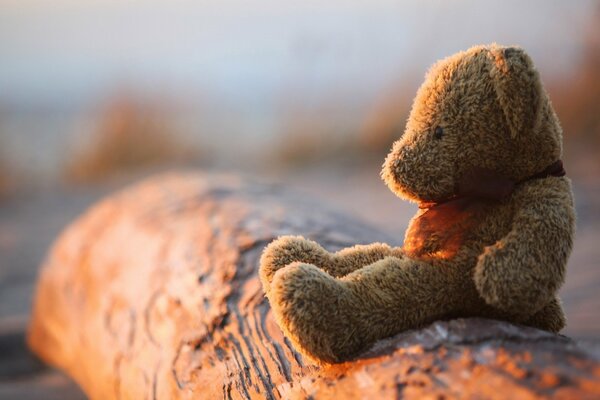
top-left (259, 44), bottom-right (576, 364)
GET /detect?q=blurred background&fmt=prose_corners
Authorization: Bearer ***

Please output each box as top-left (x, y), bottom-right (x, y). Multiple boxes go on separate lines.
top-left (0, 0), bottom-right (599, 395)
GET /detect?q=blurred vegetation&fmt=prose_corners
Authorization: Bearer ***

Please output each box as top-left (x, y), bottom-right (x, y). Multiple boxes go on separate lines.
top-left (550, 6), bottom-right (600, 166)
top-left (274, 123), bottom-right (357, 166)
top-left (272, 6), bottom-right (600, 170)
top-left (65, 94), bottom-right (199, 183)
top-left (0, 7), bottom-right (600, 184)
top-left (358, 82), bottom-right (414, 156)
top-left (0, 151), bottom-right (12, 198)
top-left (272, 87), bottom-right (414, 168)
top-left (0, 133), bottom-right (14, 198)
top-left (272, 99), bottom-right (360, 166)
top-left (274, 19), bottom-right (600, 171)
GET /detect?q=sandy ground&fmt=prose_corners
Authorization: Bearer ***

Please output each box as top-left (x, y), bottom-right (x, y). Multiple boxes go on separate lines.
top-left (0, 164), bottom-right (598, 397)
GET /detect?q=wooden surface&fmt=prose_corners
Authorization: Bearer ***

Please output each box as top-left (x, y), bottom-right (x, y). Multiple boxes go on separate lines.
top-left (27, 172), bottom-right (600, 399)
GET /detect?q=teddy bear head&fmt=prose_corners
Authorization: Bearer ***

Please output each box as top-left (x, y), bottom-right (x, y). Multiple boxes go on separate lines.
top-left (382, 44), bottom-right (563, 204)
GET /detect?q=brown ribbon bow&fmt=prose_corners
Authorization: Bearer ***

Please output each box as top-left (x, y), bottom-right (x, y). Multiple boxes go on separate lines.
top-left (403, 160), bottom-right (566, 260)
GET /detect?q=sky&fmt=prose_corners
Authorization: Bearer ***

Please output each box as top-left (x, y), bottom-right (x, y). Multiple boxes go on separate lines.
top-left (0, 0), bottom-right (595, 107)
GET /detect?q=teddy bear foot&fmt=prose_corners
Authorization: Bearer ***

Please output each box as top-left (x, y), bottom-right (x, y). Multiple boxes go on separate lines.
top-left (268, 262), bottom-right (367, 363)
top-left (522, 297), bottom-right (566, 333)
top-left (259, 236), bottom-right (329, 296)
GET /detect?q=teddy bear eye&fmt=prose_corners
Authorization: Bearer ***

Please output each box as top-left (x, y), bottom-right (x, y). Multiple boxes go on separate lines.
top-left (433, 126), bottom-right (444, 140)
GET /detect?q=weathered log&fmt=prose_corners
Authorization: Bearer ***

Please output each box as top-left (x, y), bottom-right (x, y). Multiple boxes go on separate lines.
top-left (28, 172), bottom-right (600, 399)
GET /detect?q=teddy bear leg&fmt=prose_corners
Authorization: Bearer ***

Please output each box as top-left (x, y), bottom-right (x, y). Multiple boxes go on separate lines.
top-left (268, 256), bottom-right (459, 363)
top-left (521, 297), bottom-right (566, 333)
top-left (259, 235), bottom-right (399, 296)
top-left (268, 262), bottom-right (365, 363)
top-left (340, 256), bottom-right (461, 341)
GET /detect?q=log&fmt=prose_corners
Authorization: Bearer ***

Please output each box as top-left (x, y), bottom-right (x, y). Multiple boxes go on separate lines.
top-left (27, 172), bottom-right (600, 399)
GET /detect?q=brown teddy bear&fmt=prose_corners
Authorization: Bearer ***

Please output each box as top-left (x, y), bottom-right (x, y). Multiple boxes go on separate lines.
top-left (259, 44), bottom-right (576, 363)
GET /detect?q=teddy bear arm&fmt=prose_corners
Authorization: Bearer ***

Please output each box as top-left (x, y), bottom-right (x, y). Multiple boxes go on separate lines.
top-left (259, 236), bottom-right (332, 296)
top-left (474, 189), bottom-right (574, 318)
top-left (259, 236), bottom-right (403, 296)
top-left (329, 243), bottom-right (404, 277)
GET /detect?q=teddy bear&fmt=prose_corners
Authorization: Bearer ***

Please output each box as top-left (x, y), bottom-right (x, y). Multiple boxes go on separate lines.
top-left (259, 44), bottom-right (576, 363)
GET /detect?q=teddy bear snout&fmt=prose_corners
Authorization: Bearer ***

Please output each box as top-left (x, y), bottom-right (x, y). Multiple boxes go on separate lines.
top-left (381, 145), bottom-right (411, 198)
top-left (382, 141), bottom-right (457, 204)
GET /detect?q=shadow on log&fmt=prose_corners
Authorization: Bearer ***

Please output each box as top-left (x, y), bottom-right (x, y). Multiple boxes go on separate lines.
top-left (27, 173), bottom-right (600, 399)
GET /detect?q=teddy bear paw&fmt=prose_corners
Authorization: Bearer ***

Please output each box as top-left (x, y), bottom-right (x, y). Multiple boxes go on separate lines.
top-left (268, 262), bottom-right (366, 363)
top-left (259, 236), bottom-right (328, 295)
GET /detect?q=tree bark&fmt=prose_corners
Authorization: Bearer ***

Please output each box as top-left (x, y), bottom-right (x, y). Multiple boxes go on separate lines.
top-left (27, 172), bottom-right (600, 399)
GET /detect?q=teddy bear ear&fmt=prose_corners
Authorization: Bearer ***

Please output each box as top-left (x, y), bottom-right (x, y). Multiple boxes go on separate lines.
top-left (487, 46), bottom-right (545, 139)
